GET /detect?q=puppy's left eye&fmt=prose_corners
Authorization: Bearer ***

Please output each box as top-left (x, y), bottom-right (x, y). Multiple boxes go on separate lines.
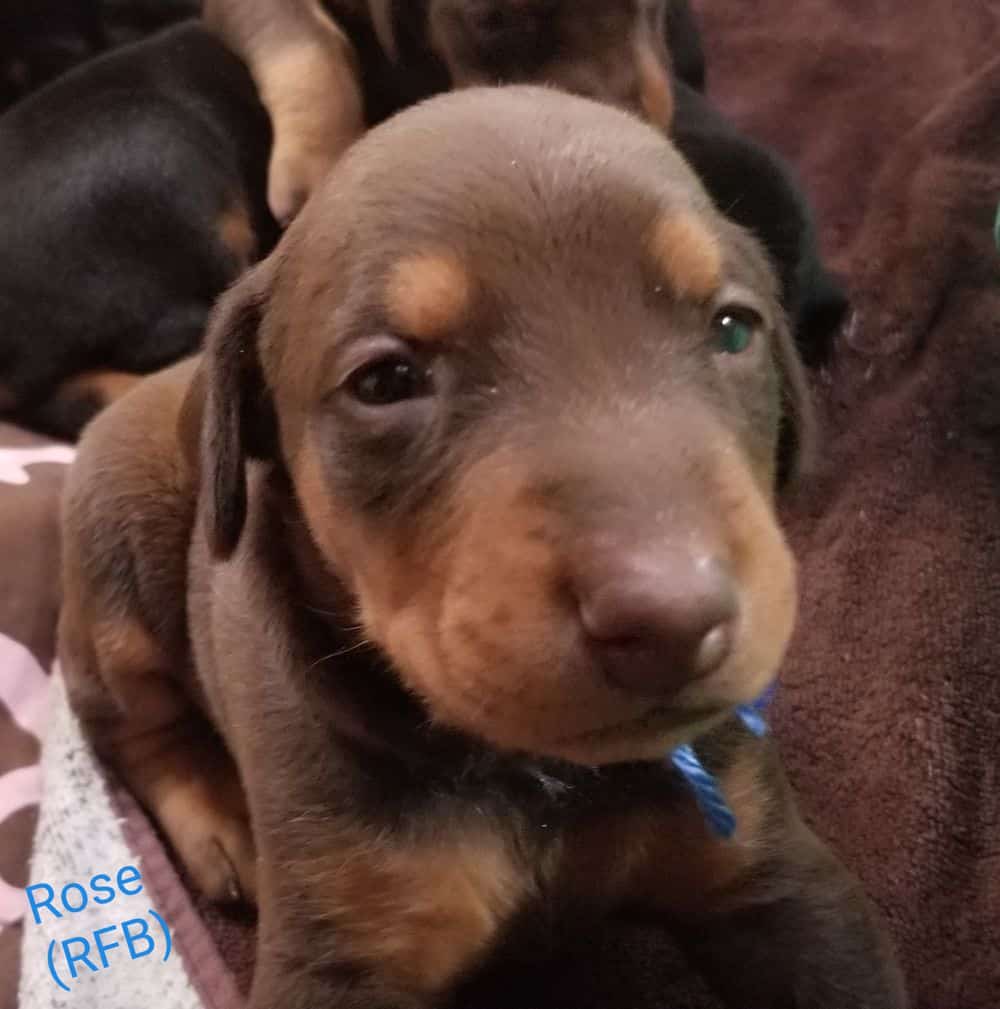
top-left (346, 354), bottom-right (433, 405)
top-left (711, 307), bottom-right (761, 355)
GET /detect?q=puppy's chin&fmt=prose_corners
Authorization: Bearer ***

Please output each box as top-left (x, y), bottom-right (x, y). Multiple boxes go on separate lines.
top-left (378, 614), bottom-right (776, 767)
top-left (544, 707), bottom-right (732, 767)
top-left (416, 676), bottom-right (747, 767)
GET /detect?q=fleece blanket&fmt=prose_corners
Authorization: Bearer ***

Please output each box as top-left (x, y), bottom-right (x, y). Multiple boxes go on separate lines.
top-left (696, 0), bottom-right (1000, 1005)
top-left (700, 2), bottom-right (1000, 1007)
top-left (9, 0), bottom-right (1000, 1007)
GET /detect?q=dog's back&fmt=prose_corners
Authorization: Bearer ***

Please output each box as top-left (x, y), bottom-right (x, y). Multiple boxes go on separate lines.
top-left (0, 22), bottom-right (275, 438)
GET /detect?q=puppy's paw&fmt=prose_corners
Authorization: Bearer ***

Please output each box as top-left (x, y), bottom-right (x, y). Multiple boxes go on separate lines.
top-left (149, 757), bottom-right (259, 905)
top-left (172, 807), bottom-right (258, 905)
top-left (267, 126), bottom-right (352, 227)
top-left (261, 29), bottom-right (366, 225)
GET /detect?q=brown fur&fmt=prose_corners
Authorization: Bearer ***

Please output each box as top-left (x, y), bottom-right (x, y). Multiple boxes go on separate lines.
top-left (61, 88), bottom-right (905, 1009)
top-left (59, 357), bottom-right (256, 903)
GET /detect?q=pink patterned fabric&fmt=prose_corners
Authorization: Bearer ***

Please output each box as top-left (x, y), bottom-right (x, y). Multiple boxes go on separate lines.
top-left (0, 427), bottom-right (74, 1009)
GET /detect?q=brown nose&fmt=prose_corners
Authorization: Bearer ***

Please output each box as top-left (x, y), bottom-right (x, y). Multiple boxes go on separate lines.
top-left (573, 547), bottom-right (738, 696)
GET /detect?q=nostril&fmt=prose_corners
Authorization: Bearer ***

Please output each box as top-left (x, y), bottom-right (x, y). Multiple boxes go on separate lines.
top-left (574, 551), bottom-right (739, 696)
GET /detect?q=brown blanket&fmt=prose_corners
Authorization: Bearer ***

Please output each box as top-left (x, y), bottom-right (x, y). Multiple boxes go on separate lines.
top-left (702, 2), bottom-right (1000, 1006)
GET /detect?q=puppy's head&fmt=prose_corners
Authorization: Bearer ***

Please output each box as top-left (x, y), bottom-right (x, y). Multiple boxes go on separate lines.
top-left (425, 0), bottom-right (673, 129)
top-left (203, 86), bottom-right (810, 767)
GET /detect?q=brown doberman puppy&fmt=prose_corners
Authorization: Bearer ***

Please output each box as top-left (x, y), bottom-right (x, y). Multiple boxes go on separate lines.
top-left (60, 86), bottom-right (906, 1008)
top-left (205, 0), bottom-right (675, 222)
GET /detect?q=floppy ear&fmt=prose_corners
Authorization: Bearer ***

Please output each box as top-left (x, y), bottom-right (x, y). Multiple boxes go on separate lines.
top-left (773, 318), bottom-right (818, 490)
top-left (370, 0), bottom-right (399, 60)
top-left (664, 0), bottom-right (706, 93)
top-left (201, 259), bottom-right (278, 559)
top-left (790, 257), bottom-right (850, 368)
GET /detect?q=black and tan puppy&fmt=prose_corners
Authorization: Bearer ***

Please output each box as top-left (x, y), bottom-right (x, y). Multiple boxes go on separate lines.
top-left (0, 21), bottom-right (276, 440)
top-left (208, 0), bottom-right (679, 223)
top-left (60, 87), bottom-right (905, 1008)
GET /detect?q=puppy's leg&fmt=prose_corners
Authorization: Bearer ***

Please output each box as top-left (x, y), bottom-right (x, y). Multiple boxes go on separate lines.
top-left (204, 0), bottom-right (365, 225)
top-left (118, 720), bottom-right (256, 905)
top-left (62, 608), bottom-right (258, 904)
top-left (625, 742), bottom-right (907, 1008)
top-left (59, 370), bottom-right (257, 902)
top-left (246, 814), bottom-right (533, 1009)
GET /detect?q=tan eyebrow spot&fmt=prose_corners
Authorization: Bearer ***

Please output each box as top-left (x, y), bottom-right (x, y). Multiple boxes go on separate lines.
top-left (647, 212), bottom-right (722, 301)
top-left (385, 252), bottom-right (472, 340)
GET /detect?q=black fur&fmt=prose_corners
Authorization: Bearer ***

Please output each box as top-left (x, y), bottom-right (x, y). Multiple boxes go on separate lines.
top-left (0, 1), bottom-right (841, 442)
top-left (0, 21), bottom-right (276, 439)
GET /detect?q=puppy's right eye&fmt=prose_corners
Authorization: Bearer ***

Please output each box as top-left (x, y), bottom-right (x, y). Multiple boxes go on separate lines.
top-left (346, 355), bottom-right (433, 406)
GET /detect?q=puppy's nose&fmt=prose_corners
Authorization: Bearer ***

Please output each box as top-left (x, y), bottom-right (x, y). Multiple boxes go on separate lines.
top-left (574, 548), bottom-right (738, 696)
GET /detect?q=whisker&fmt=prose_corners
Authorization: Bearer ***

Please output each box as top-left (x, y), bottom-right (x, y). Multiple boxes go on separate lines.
top-left (307, 638), bottom-right (374, 671)
top-left (722, 194), bottom-right (745, 216)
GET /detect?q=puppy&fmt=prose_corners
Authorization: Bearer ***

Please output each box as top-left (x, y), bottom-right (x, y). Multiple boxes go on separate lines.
top-left (0, 22), bottom-right (277, 439)
top-left (210, 0), bottom-right (677, 223)
top-left (60, 86), bottom-right (905, 1008)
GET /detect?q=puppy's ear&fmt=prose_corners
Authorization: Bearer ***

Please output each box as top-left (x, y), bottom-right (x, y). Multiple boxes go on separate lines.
top-left (791, 261), bottom-right (849, 368)
top-left (664, 0), bottom-right (706, 93)
top-left (773, 318), bottom-right (818, 490)
top-left (370, 0), bottom-right (398, 60)
top-left (201, 260), bottom-right (278, 559)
